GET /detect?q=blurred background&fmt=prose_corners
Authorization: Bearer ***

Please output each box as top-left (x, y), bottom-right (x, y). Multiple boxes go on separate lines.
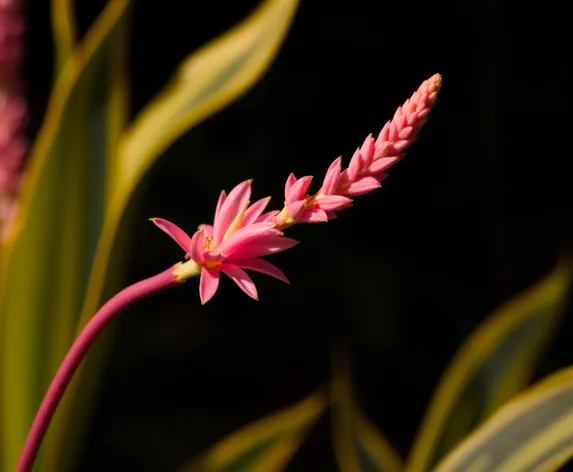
top-left (21, 0), bottom-right (573, 470)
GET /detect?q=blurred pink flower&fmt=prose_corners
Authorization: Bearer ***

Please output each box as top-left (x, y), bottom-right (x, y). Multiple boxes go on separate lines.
top-left (0, 0), bottom-right (26, 234)
top-left (153, 180), bottom-right (297, 304)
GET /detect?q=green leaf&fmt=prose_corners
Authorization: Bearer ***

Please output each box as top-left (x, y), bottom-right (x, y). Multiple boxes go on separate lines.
top-left (406, 257), bottom-right (573, 472)
top-left (74, 0), bottom-right (300, 356)
top-left (40, 1), bottom-right (299, 469)
top-left (331, 347), bottom-right (404, 472)
top-left (179, 388), bottom-right (328, 472)
top-left (432, 365), bottom-right (573, 472)
top-left (116, 0), bottom-right (300, 196)
top-left (0, 2), bottom-right (131, 470)
top-left (51, 0), bottom-right (77, 74)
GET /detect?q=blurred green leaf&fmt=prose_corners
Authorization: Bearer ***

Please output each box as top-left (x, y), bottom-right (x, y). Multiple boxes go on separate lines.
top-left (51, 0), bottom-right (77, 74)
top-left (0, 1), bottom-right (131, 470)
top-left (40, 5), bottom-right (132, 471)
top-left (332, 347), bottom-right (404, 472)
top-left (406, 257), bottom-right (572, 472)
top-left (75, 0), bottom-right (300, 357)
top-left (41, 1), bottom-right (299, 469)
top-left (116, 0), bottom-right (299, 197)
top-left (180, 388), bottom-right (328, 472)
top-left (433, 365), bottom-right (573, 472)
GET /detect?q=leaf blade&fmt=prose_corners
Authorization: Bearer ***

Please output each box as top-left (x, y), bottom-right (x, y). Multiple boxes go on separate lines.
top-left (51, 0), bottom-right (77, 74)
top-left (406, 257), bottom-right (573, 472)
top-left (331, 346), bottom-right (404, 472)
top-left (116, 0), bottom-right (299, 195)
top-left (180, 388), bottom-right (327, 471)
top-left (0, 2), bottom-right (131, 470)
top-left (433, 365), bottom-right (573, 472)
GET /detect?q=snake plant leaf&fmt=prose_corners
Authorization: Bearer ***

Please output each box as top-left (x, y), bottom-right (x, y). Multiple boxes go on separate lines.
top-left (44, 1), bottom-right (299, 469)
top-left (116, 0), bottom-right (299, 197)
top-left (76, 0), bottom-right (301, 356)
top-left (51, 0), bottom-right (78, 74)
top-left (179, 388), bottom-right (327, 472)
top-left (0, 2), bottom-right (131, 470)
top-left (433, 365), bottom-right (573, 472)
top-left (406, 257), bottom-right (572, 472)
top-left (331, 347), bottom-right (404, 472)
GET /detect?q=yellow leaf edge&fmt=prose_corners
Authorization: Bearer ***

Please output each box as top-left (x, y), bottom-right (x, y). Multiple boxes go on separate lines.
top-left (0, 0), bottom-right (130, 290)
top-left (331, 345), bottom-right (403, 472)
top-left (405, 257), bottom-right (573, 472)
top-left (116, 0), bottom-right (300, 197)
top-left (51, 0), bottom-right (77, 74)
top-left (183, 387), bottom-right (328, 471)
top-left (0, 0), bottom-right (130, 463)
top-left (432, 364), bottom-right (573, 472)
top-left (47, 3), bottom-right (301, 450)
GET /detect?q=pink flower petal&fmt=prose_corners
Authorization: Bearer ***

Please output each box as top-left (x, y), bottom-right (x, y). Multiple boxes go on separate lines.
top-left (214, 180), bottom-right (252, 245)
top-left (230, 235), bottom-right (299, 259)
top-left (200, 267), bottom-right (220, 304)
top-left (256, 209), bottom-right (280, 223)
top-left (241, 197), bottom-right (271, 227)
top-left (390, 139), bottom-right (411, 152)
top-left (315, 195), bottom-right (353, 212)
top-left (189, 230), bottom-right (206, 264)
top-left (299, 208), bottom-right (328, 223)
top-left (216, 222), bottom-right (278, 258)
top-left (285, 173), bottom-right (297, 199)
top-left (373, 141), bottom-right (390, 159)
top-left (398, 126), bottom-right (414, 140)
top-left (376, 121), bottom-right (391, 144)
top-left (344, 176), bottom-right (381, 196)
top-left (368, 156), bottom-right (398, 174)
top-left (233, 257), bottom-right (290, 284)
top-left (347, 148), bottom-right (363, 182)
top-left (321, 157), bottom-right (342, 195)
top-left (220, 264), bottom-right (258, 300)
top-left (286, 175), bottom-right (312, 203)
top-left (286, 200), bottom-right (305, 220)
top-left (360, 134), bottom-right (375, 167)
top-left (197, 224), bottom-right (214, 237)
top-left (214, 190), bottom-right (226, 222)
top-left (370, 171), bottom-right (390, 182)
top-left (151, 218), bottom-right (192, 255)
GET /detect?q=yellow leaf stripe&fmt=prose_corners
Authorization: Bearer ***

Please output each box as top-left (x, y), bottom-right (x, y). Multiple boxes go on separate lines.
top-left (51, 0), bottom-right (77, 74)
top-left (433, 365), bottom-right (573, 472)
top-left (406, 258), bottom-right (572, 472)
top-left (181, 388), bottom-right (327, 471)
top-left (332, 346), bottom-right (404, 472)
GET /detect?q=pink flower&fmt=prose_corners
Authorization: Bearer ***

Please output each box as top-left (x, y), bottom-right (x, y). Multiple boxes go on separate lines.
top-left (1, 0), bottom-right (26, 235)
top-left (274, 74), bottom-right (442, 228)
top-left (276, 171), bottom-right (352, 226)
top-left (153, 180), bottom-right (297, 304)
top-left (152, 75), bottom-right (442, 303)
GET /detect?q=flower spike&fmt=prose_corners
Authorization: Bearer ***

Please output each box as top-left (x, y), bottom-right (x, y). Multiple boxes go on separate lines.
top-left (154, 74), bottom-right (442, 302)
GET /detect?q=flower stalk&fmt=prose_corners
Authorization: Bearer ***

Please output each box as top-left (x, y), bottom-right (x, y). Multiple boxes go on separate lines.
top-left (15, 74), bottom-right (442, 471)
top-left (15, 266), bottom-right (182, 472)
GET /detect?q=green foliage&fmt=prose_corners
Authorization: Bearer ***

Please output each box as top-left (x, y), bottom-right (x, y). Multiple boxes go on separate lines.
top-left (180, 389), bottom-right (327, 472)
top-left (433, 365), bottom-right (573, 472)
top-left (331, 347), bottom-right (403, 472)
top-left (0, 0), bottom-right (299, 470)
top-left (406, 257), bottom-right (573, 472)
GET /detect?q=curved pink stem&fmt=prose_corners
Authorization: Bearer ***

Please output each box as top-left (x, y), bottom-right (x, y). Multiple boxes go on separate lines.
top-left (15, 266), bottom-right (181, 472)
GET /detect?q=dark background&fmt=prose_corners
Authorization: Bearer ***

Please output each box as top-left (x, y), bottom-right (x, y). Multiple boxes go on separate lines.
top-left (24, 0), bottom-right (573, 470)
